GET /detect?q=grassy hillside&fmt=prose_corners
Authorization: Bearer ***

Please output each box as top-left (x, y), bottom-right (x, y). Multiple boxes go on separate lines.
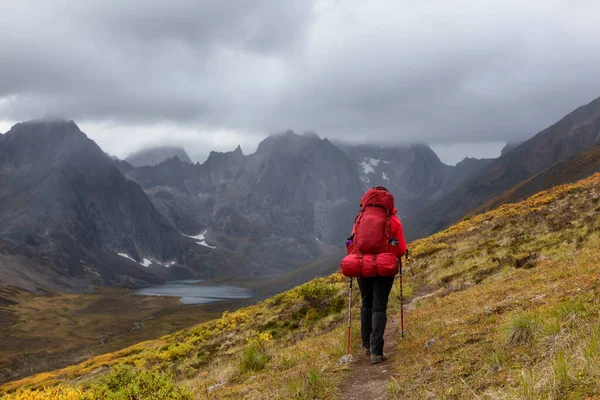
top-left (2, 173), bottom-right (600, 399)
top-left (390, 172), bottom-right (600, 399)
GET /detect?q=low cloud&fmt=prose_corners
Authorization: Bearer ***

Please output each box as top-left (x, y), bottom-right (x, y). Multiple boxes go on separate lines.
top-left (1, 0), bottom-right (600, 160)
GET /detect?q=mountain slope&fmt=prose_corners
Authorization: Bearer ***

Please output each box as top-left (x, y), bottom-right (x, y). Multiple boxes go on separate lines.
top-left (470, 143), bottom-right (600, 216)
top-left (500, 141), bottom-right (523, 156)
top-left (119, 132), bottom-right (364, 275)
top-left (5, 173), bottom-right (599, 399)
top-left (0, 121), bottom-right (201, 290)
top-left (404, 95), bottom-right (600, 240)
top-left (445, 156), bottom-right (494, 192)
top-left (338, 143), bottom-right (493, 218)
top-left (125, 146), bottom-right (192, 167)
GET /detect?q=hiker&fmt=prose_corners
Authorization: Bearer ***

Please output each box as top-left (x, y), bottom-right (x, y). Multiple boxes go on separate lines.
top-left (343, 186), bottom-right (407, 364)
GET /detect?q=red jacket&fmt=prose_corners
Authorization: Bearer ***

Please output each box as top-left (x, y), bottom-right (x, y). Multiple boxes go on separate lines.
top-left (347, 207), bottom-right (407, 258)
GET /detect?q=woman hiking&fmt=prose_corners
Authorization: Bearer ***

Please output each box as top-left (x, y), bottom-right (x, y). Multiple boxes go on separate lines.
top-left (343, 186), bottom-right (407, 364)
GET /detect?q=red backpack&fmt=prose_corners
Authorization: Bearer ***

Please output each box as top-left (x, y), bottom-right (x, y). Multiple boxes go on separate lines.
top-left (354, 188), bottom-right (394, 254)
top-left (340, 188), bottom-right (399, 277)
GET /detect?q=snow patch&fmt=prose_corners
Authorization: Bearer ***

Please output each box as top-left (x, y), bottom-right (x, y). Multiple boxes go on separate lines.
top-left (117, 253), bottom-right (160, 268)
top-left (361, 158), bottom-right (381, 175)
top-left (360, 161), bottom-right (375, 175)
top-left (117, 253), bottom-right (136, 262)
top-left (382, 160), bottom-right (391, 164)
top-left (154, 260), bottom-right (175, 268)
top-left (315, 237), bottom-right (321, 243)
top-left (367, 158), bottom-right (380, 167)
top-left (382, 172), bottom-right (389, 182)
top-left (183, 230), bottom-right (217, 249)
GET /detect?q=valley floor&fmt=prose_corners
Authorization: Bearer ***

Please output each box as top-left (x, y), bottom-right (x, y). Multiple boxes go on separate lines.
top-left (0, 287), bottom-right (244, 385)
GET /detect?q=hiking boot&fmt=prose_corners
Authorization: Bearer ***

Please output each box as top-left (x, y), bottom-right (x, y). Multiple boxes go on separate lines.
top-left (362, 346), bottom-right (370, 357)
top-left (371, 354), bottom-right (387, 364)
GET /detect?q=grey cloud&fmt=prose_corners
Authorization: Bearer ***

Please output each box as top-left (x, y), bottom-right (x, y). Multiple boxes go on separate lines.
top-left (72, 0), bottom-right (313, 54)
top-left (1, 0), bottom-right (600, 154)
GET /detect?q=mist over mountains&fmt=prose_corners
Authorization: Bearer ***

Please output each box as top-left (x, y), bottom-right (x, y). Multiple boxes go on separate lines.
top-left (125, 146), bottom-right (192, 167)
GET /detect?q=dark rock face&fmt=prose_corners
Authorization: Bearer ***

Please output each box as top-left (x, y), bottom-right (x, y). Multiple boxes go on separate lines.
top-left (0, 120), bottom-right (195, 289)
top-left (237, 132), bottom-right (362, 244)
top-left (404, 96), bottom-right (600, 240)
top-left (125, 146), bottom-right (192, 167)
top-left (121, 132), bottom-right (365, 274)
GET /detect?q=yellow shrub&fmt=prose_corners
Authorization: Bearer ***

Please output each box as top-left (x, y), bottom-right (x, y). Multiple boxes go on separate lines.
top-left (246, 331), bottom-right (273, 350)
top-left (3, 386), bottom-right (83, 400)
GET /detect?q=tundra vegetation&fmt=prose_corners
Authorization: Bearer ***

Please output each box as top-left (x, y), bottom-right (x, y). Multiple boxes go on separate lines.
top-left (2, 173), bottom-right (600, 399)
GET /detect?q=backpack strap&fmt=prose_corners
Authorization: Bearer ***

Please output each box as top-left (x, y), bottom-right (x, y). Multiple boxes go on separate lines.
top-left (359, 253), bottom-right (364, 276)
top-left (382, 210), bottom-right (392, 252)
top-left (353, 208), bottom-right (365, 251)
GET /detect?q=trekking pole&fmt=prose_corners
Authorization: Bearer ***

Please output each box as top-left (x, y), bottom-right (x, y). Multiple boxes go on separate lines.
top-left (347, 277), bottom-right (353, 354)
top-left (399, 263), bottom-right (404, 339)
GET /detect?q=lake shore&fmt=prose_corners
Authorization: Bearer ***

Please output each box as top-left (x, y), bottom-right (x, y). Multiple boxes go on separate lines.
top-left (133, 280), bottom-right (253, 305)
top-left (0, 285), bottom-right (251, 386)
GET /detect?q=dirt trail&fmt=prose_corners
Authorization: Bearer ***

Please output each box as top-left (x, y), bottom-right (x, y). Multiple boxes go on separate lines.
top-left (338, 285), bottom-right (436, 400)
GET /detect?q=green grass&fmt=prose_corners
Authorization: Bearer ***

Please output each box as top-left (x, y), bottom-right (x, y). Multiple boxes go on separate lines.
top-left (501, 312), bottom-right (541, 346)
top-left (238, 347), bottom-right (270, 373)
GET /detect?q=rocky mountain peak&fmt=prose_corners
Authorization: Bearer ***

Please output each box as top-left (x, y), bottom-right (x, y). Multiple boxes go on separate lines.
top-left (125, 146), bottom-right (192, 167)
top-left (4, 119), bottom-right (84, 140)
top-left (256, 130), bottom-right (326, 158)
top-left (0, 119), bottom-right (102, 167)
top-left (403, 143), bottom-right (443, 165)
top-left (206, 145), bottom-right (246, 164)
top-left (202, 146), bottom-right (247, 187)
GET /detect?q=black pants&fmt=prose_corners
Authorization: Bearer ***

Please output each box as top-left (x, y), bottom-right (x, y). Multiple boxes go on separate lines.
top-left (357, 276), bottom-right (395, 356)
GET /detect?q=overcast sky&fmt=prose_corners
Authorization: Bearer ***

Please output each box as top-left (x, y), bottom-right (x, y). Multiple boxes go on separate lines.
top-left (1, 0), bottom-right (600, 164)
